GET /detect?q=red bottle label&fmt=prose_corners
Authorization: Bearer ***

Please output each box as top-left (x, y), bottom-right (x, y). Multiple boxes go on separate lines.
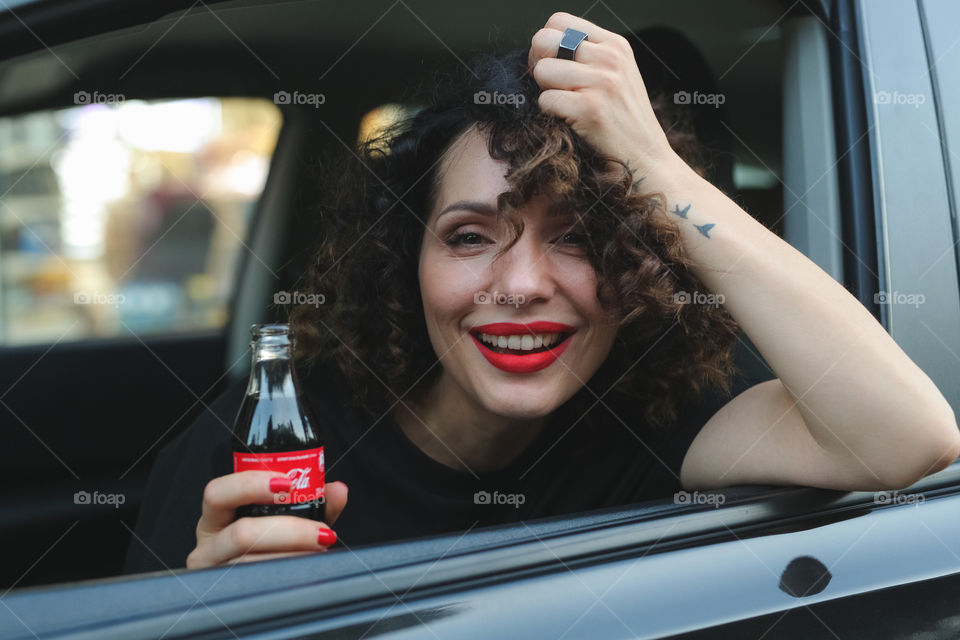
top-left (233, 447), bottom-right (325, 503)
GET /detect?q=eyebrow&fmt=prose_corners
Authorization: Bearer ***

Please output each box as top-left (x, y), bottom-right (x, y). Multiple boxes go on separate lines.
top-left (436, 201), bottom-right (498, 219)
top-left (435, 200), bottom-right (578, 220)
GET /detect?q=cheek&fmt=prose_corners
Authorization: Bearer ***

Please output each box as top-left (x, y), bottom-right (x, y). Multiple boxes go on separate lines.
top-left (418, 247), bottom-right (486, 325)
top-left (559, 261), bottom-right (618, 343)
top-left (557, 260), bottom-right (601, 309)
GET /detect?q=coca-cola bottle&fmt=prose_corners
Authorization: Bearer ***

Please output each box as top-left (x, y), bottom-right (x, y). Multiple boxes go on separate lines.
top-left (233, 323), bottom-right (325, 521)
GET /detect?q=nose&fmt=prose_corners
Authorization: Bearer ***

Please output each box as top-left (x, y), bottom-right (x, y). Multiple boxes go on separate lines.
top-left (489, 230), bottom-right (557, 305)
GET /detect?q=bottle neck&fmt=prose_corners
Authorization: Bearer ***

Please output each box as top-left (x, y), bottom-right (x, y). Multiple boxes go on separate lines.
top-left (247, 339), bottom-right (297, 399)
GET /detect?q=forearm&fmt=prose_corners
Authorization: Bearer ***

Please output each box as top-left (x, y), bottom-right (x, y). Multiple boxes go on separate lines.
top-left (636, 155), bottom-right (958, 478)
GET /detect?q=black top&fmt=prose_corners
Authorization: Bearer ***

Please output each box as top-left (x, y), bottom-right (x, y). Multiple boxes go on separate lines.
top-left (123, 361), bottom-right (756, 573)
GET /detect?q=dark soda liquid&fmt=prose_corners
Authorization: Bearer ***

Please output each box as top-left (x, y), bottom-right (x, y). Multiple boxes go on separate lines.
top-left (236, 501), bottom-right (325, 520)
top-left (233, 392), bottom-right (326, 523)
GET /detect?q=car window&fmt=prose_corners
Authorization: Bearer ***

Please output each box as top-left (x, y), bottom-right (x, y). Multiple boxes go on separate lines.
top-left (10, 0), bottom-right (954, 609)
top-left (0, 97), bottom-right (281, 345)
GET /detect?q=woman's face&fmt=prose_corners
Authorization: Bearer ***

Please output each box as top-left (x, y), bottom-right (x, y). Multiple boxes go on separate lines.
top-left (418, 126), bottom-right (620, 419)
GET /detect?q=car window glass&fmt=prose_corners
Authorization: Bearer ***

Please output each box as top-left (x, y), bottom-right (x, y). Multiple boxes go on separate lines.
top-left (0, 97), bottom-right (281, 345)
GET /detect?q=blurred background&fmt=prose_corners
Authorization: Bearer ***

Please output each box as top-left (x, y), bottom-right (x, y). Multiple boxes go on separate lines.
top-left (0, 97), bottom-right (280, 344)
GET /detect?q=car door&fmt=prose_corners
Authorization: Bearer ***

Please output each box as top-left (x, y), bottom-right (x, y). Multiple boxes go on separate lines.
top-left (688, 0), bottom-right (960, 633)
top-left (0, 473), bottom-right (958, 639)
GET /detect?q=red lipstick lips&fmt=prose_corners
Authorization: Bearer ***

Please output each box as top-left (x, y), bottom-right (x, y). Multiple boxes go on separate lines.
top-left (469, 321), bottom-right (576, 374)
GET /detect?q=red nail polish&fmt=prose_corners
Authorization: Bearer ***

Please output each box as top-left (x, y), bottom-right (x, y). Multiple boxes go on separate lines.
top-left (269, 477), bottom-right (293, 493)
top-left (317, 528), bottom-right (337, 546)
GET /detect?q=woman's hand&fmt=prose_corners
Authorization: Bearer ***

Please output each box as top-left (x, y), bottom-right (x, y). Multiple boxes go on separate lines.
top-left (528, 12), bottom-right (679, 175)
top-left (186, 471), bottom-right (348, 569)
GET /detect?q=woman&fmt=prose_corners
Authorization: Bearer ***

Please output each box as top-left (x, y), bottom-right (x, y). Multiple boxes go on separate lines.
top-left (125, 13), bottom-right (959, 572)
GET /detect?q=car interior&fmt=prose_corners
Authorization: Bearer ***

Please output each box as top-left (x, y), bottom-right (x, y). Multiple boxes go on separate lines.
top-left (0, 0), bottom-right (862, 591)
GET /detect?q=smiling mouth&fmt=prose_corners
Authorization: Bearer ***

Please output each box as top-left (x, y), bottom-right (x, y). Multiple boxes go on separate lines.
top-left (468, 323), bottom-right (576, 374)
top-left (470, 331), bottom-right (574, 355)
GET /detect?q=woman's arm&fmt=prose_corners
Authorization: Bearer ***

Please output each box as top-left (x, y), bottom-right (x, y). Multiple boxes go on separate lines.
top-left (529, 12), bottom-right (960, 490)
top-left (638, 154), bottom-right (959, 490)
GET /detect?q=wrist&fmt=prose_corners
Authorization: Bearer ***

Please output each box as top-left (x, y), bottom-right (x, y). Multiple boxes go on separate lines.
top-left (630, 151), bottom-right (704, 196)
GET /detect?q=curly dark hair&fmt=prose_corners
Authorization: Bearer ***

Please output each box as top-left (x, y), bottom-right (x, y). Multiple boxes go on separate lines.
top-left (289, 48), bottom-right (740, 429)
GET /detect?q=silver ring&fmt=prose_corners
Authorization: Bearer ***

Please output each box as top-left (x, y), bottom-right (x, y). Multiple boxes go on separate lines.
top-left (557, 28), bottom-right (588, 61)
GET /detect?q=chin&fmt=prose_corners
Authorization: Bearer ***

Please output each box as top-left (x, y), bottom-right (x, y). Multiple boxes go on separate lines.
top-left (475, 384), bottom-right (566, 421)
top-left (486, 403), bottom-right (555, 421)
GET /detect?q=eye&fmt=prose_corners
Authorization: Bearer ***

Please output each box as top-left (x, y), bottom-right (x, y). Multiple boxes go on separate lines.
top-left (444, 231), bottom-right (488, 247)
top-left (555, 230), bottom-right (587, 247)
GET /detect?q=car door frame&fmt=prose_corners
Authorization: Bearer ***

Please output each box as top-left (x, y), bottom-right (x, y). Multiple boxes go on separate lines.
top-left (1, 0), bottom-right (959, 637)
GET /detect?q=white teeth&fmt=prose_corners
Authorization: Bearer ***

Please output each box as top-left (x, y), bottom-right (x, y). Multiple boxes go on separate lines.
top-left (477, 331), bottom-right (567, 351)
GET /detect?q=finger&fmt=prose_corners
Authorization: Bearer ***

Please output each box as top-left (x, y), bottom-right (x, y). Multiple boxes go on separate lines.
top-left (537, 89), bottom-right (588, 124)
top-left (529, 27), bottom-right (604, 71)
top-left (543, 11), bottom-right (616, 43)
top-left (199, 470), bottom-right (295, 533)
top-left (528, 12), bottom-right (616, 70)
top-left (528, 27), bottom-right (559, 72)
top-left (325, 481), bottom-right (349, 526)
top-left (207, 515), bottom-right (336, 567)
top-left (531, 56), bottom-right (598, 91)
top-left (225, 550), bottom-right (320, 565)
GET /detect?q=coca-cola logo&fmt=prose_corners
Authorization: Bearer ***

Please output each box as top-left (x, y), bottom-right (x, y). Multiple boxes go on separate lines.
top-left (287, 467), bottom-right (312, 490)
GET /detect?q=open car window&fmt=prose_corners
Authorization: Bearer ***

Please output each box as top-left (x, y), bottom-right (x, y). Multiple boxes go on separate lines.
top-left (0, 0), bottom-right (958, 638)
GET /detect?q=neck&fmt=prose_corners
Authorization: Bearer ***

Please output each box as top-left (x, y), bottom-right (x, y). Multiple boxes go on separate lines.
top-left (393, 372), bottom-right (550, 475)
